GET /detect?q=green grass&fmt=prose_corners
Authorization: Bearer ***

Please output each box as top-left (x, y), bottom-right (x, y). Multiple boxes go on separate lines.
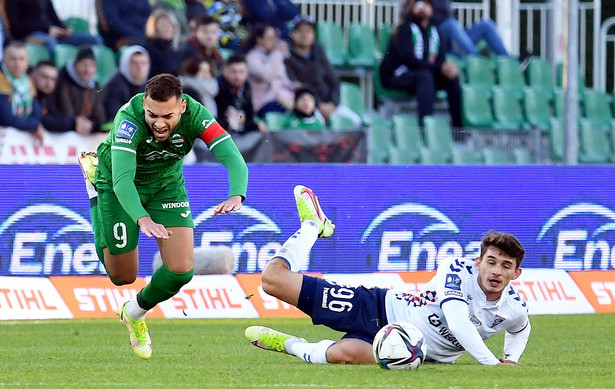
top-left (0, 314), bottom-right (614, 388)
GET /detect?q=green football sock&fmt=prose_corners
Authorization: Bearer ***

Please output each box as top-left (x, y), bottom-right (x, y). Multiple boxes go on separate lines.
top-left (137, 265), bottom-right (194, 310)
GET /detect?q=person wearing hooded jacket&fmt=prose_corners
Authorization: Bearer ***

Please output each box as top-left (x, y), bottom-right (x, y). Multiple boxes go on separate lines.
top-left (101, 45), bottom-right (151, 122)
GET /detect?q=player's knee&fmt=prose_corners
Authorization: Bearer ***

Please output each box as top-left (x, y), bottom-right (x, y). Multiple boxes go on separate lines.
top-left (326, 340), bottom-right (375, 365)
top-left (326, 347), bottom-right (364, 364)
top-left (108, 272), bottom-right (137, 286)
top-left (261, 259), bottom-right (288, 295)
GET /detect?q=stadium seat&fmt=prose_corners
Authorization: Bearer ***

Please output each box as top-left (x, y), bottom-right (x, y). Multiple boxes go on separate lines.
top-left (53, 44), bottom-right (77, 69)
top-left (391, 113), bottom-right (422, 162)
top-left (553, 88), bottom-right (565, 119)
top-left (63, 17), bottom-right (90, 33)
top-left (496, 57), bottom-right (525, 99)
top-left (329, 113), bottom-right (357, 131)
top-left (388, 146), bottom-right (418, 164)
top-left (492, 86), bottom-right (529, 130)
top-left (340, 81), bottom-right (365, 117)
top-left (264, 112), bottom-right (287, 131)
top-left (373, 61), bottom-right (414, 117)
top-left (423, 116), bottom-right (454, 161)
top-left (451, 146), bottom-right (482, 165)
top-left (548, 118), bottom-right (565, 162)
top-left (556, 61), bottom-right (586, 95)
top-left (347, 23), bottom-right (381, 67)
top-left (26, 43), bottom-right (50, 67)
top-left (525, 57), bottom-right (555, 96)
top-left (464, 55), bottom-right (495, 93)
top-left (523, 87), bottom-right (553, 130)
top-left (446, 55), bottom-right (465, 84)
top-left (316, 22), bottom-right (348, 67)
top-left (582, 89), bottom-right (613, 124)
top-left (461, 85), bottom-right (494, 128)
top-left (513, 147), bottom-right (532, 164)
top-left (578, 118), bottom-right (612, 163)
top-left (366, 115), bottom-right (391, 164)
top-left (378, 23), bottom-right (393, 53)
top-left (92, 44), bottom-right (117, 85)
top-left (482, 147), bottom-right (510, 165)
top-left (420, 147), bottom-right (449, 164)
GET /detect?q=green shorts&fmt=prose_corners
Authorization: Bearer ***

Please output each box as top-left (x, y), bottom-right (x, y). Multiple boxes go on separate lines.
top-left (95, 181), bottom-right (193, 255)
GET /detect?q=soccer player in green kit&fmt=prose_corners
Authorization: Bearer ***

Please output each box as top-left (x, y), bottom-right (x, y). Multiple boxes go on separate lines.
top-left (78, 74), bottom-right (248, 360)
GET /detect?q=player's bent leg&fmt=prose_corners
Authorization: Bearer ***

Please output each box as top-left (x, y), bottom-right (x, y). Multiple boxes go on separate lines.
top-left (261, 258), bottom-right (303, 306)
top-left (157, 227), bottom-right (195, 272)
top-left (103, 248), bottom-right (139, 285)
top-left (326, 338), bottom-right (375, 365)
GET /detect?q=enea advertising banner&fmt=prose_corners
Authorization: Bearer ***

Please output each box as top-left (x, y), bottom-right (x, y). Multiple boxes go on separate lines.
top-left (1, 164), bottom-right (615, 277)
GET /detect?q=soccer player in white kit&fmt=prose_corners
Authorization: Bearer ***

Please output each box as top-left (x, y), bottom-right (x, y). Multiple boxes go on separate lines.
top-left (245, 185), bottom-right (531, 366)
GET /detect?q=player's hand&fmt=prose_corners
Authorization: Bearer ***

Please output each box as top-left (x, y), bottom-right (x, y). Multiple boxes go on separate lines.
top-left (498, 358), bottom-right (519, 365)
top-left (214, 195), bottom-right (243, 215)
top-left (138, 216), bottom-right (173, 239)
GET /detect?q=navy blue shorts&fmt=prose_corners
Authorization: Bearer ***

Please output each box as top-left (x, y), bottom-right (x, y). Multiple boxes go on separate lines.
top-left (297, 276), bottom-right (389, 344)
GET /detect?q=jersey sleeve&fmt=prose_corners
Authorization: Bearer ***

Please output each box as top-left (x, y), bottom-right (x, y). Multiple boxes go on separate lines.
top-left (110, 115), bottom-right (149, 222)
top-left (435, 258), bottom-right (473, 306)
top-left (503, 319), bottom-right (531, 362)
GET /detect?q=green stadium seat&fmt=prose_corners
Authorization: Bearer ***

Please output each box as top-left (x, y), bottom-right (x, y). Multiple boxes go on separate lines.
top-left (582, 89), bottom-right (613, 124)
top-left (553, 89), bottom-right (565, 118)
top-left (63, 17), bottom-right (90, 33)
top-left (461, 85), bottom-right (494, 128)
top-left (496, 57), bottom-right (525, 99)
top-left (92, 44), bottom-right (117, 85)
top-left (549, 118), bottom-right (565, 162)
top-left (525, 57), bottom-right (555, 96)
top-left (492, 86), bottom-right (529, 130)
top-left (329, 113), bottom-right (357, 131)
top-left (366, 115), bottom-right (391, 164)
top-left (53, 44), bottom-right (78, 69)
top-left (264, 112), bottom-right (288, 131)
top-left (340, 81), bottom-right (365, 117)
top-left (347, 23), bottom-right (381, 67)
top-left (446, 55), bottom-right (465, 84)
top-left (451, 146), bottom-right (482, 165)
top-left (578, 118), bottom-right (612, 163)
top-left (391, 114), bottom-right (422, 162)
top-left (464, 55), bottom-right (495, 93)
top-left (388, 146), bottom-right (419, 164)
top-left (423, 116), bottom-right (454, 161)
top-left (26, 43), bottom-right (50, 67)
top-left (316, 22), bottom-right (348, 67)
top-left (513, 147), bottom-right (532, 164)
top-left (482, 147), bottom-right (510, 165)
top-left (523, 87), bottom-right (553, 130)
top-left (378, 23), bottom-right (393, 53)
top-left (420, 147), bottom-right (449, 164)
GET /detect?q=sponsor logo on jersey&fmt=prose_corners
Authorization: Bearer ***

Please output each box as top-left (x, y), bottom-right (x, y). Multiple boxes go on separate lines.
top-left (116, 137), bottom-right (132, 144)
top-left (469, 314), bottom-right (481, 327)
top-left (193, 205), bottom-right (283, 273)
top-left (161, 201), bottom-right (190, 209)
top-left (445, 274), bottom-right (462, 290)
top-left (428, 313), bottom-right (442, 327)
top-left (170, 133), bottom-right (185, 148)
top-left (0, 204), bottom-right (104, 276)
top-left (143, 150), bottom-right (182, 161)
top-left (180, 210), bottom-right (191, 218)
top-left (444, 290), bottom-right (463, 298)
top-left (537, 202), bottom-right (615, 270)
top-left (117, 120), bottom-right (138, 139)
top-left (360, 203), bottom-right (481, 271)
top-left (490, 314), bottom-right (506, 327)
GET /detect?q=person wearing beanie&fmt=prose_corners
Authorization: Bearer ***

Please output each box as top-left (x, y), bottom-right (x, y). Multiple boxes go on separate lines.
top-left (100, 45), bottom-right (151, 122)
top-left (281, 86), bottom-right (326, 131)
top-left (53, 46), bottom-right (106, 134)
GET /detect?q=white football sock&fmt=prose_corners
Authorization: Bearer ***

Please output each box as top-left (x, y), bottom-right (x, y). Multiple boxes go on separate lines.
top-left (274, 220), bottom-right (319, 270)
top-left (286, 339), bottom-right (335, 364)
top-left (125, 299), bottom-right (147, 321)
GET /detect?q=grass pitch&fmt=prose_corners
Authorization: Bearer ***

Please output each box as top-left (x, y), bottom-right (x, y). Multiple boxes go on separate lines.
top-left (0, 314), bottom-right (613, 388)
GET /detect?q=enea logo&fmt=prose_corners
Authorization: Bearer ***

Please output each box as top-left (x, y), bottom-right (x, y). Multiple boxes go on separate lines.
top-left (537, 202), bottom-right (615, 270)
top-left (0, 204), bottom-right (104, 276)
top-left (360, 203), bottom-right (480, 272)
top-left (193, 205), bottom-right (283, 273)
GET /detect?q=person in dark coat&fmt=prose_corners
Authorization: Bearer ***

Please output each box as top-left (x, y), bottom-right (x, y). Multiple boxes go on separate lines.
top-left (96, 0), bottom-right (152, 50)
top-left (30, 60), bottom-right (75, 133)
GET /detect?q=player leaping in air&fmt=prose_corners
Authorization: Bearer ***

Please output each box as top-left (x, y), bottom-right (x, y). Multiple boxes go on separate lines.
top-left (79, 73), bottom-right (248, 360)
top-left (245, 185), bottom-right (531, 365)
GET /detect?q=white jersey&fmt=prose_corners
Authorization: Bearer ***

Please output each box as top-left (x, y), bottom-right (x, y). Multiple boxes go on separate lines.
top-left (384, 257), bottom-right (530, 364)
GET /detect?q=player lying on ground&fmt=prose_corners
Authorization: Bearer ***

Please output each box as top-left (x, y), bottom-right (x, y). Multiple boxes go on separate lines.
top-left (79, 74), bottom-right (248, 360)
top-left (245, 185), bottom-right (531, 365)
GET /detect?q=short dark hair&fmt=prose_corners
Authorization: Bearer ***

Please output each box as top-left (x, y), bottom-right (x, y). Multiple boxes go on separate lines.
top-left (191, 14), bottom-right (219, 30)
top-left (145, 73), bottom-right (183, 102)
top-left (32, 60), bottom-right (57, 71)
top-left (180, 56), bottom-right (204, 76)
top-left (224, 53), bottom-right (247, 67)
top-left (480, 231), bottom-right (525, 268)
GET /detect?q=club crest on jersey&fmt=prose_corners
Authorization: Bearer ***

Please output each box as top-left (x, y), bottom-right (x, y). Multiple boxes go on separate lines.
top-left (445, 274), bottom-right (462, 290)
top-left (490, 315), bottom-right (506, 327)
top-left (469, 315), bottom-right (481, 327)
top-left (117, 120), bottom-right (138, 139)
top-left (170, 133), bottom-right (185, 148)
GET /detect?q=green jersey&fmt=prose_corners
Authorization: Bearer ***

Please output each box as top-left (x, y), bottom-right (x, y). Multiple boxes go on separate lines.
top-left (95, 93), bottom-right (248, 222)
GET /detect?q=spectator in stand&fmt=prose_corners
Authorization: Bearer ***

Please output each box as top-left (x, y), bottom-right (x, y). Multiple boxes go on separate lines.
top-left (96, 0), bottom-right (152, 50)
top-left (241, 0), bottom-right (299, 41)
top-left (181, 15), bottom-right (224, 77)
top-left (429, 0), bottom-right (509, 57)
top-left (0, 41), bottom-right (43, 141)
top-left (54, 46), bottom-right (106, 135)
top-left (207, 0), bottom-right (247, 51)
top-left (150, 0), bottom-right (189, 35)
top-left (215, 53), bottom-right (266, 135)
top-left (100, 45), bottom-right (150, 123)
top-left (186, 0), bottom-right (208, 22)
top-left (380, 0), bottom-right (462, 128)
top-left (244, 25), bottom-right (298, 117)
top-left (281, 86), bottom-right (326, 131)
top-left (179, 56), bottom-right (219, 116)
top-left (30, 60), bottom-right (74, 133)
top-left (4, 0), bottom-right (103, 57)
top-left (144, 8), bottom-right (183, 77)
top-left (285, 14), bottom-right (361, 127)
